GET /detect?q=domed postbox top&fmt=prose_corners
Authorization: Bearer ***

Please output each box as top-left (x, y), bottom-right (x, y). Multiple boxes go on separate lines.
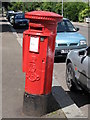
top-left (25, 11), bottom-right (63, 22)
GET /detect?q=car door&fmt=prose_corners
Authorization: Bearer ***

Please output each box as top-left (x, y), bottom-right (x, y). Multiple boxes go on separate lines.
top-left (87, 55), bottom-right (90, 90)
top-left (78, 47), bottom-right (90, 89)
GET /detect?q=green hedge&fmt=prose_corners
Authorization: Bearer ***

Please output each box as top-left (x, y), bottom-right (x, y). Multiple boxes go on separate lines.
top-left (7, 2), bottom-right (89, 22)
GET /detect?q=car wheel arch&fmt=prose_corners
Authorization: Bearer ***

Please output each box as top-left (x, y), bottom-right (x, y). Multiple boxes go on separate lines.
top-left (66, 59), bottom-right (72, 65)
top-left (66, 59), bottom-right (82, 91)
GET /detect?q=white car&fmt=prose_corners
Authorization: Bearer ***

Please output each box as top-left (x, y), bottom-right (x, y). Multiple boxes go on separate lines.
top-left (10, 11), bottom-right (23, 24)
top-left (66, 46), bottom-right (90, 92)
top-left (6, 11), bottom-right (14, 21)
top-left (85, 17), bottom-right (90, 23)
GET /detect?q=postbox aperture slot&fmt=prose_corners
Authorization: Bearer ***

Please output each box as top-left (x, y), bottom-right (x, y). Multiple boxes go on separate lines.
top-left (29, 36), bottom-right (40, 53)
top-left (30, 26), bottom-right (42, 31)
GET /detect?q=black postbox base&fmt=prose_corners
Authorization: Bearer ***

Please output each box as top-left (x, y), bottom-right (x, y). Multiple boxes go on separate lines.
top-left (23, 92), bottom-right (57, 117)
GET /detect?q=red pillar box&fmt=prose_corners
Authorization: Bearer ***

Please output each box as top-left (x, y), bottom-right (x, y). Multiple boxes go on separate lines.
top-left (22, 11), bottom-right (63, 116)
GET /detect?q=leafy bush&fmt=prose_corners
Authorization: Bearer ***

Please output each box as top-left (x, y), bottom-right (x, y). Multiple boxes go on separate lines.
top-left (79, 7), bottom-right (90, 22)
top-left (63, 2), bottom-right (87, 22)
top-left (7, 2), bottom-right (88, 22)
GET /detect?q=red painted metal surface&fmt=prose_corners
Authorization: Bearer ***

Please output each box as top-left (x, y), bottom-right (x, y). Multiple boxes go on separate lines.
top-left (22, 11), bottom-right (63, 95)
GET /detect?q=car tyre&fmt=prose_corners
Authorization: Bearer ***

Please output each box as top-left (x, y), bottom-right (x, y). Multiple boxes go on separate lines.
top-left (66, 63), bottom-right (78, 91)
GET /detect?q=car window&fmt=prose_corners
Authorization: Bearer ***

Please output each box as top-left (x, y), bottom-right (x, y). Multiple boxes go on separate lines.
top-left (9, 13), bottom-right (14, 16)
top-left (57, 20), bottom-right (66, 32)
top-left (66, 20), bottom-right (76, 32)
top-left (57, 19), bottom-right (76, 32)
top-left (15, 14), bottom-right (25, 19)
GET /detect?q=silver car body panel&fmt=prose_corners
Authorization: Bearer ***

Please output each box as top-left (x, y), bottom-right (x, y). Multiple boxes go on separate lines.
top-left (66, 48), bottom-right (90, 90)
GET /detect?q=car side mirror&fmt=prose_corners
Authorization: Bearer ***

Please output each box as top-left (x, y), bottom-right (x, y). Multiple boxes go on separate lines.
top-left (78, 50), bottom-right (87, 63)
top-left (11, 16), bottom-right (14, 19)
top-left (81, 55), bottom-right (87, 64)
top-left (76, 27), bottom-right (79, 31)
top-left (78, 50), bottom-right (86, 56)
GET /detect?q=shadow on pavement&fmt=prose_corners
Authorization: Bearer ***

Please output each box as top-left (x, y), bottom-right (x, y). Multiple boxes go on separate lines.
top-left (1, 18), bottom-right (28, 33)
top-left (14, 27), bottom-right (28, 34)
top-left (46, 93), bottom-right (61, 114)
top-left (0, 19), bottom-right (7, 22)
top-left (52, 86), bottom-right (89, 118)
top-left (66, 90), bottom-right (90, 108)
top-left (1, 24), bottom-right (13, 32)
top-left (52, 86), bottom-right (74, 108)
top-left (54, 57), bottom-right (66, 63)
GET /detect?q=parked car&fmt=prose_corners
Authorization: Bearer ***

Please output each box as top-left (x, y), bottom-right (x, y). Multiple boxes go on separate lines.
top-left (10, 11), bottom-right (23, 24)
top-left (55, 18), bottom-right (87, 57)
top-left (13, 13), bottom-right (29, 28)
top-left (6, 11), bottom-right (14, 21)
top-left (66, 46), bottom-right (90, 92)
top-left (85, 17), bottom-right (90, 23)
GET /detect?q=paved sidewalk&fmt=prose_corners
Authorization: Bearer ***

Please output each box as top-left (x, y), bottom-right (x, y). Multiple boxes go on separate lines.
top-left (1, 16), bottom-right (66, 118)
top-left (2, 16), bottom-right (25, 118)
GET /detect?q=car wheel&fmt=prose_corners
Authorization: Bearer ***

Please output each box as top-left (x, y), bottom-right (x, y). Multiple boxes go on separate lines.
top-left (66, 63), bottom-right (78, 91)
